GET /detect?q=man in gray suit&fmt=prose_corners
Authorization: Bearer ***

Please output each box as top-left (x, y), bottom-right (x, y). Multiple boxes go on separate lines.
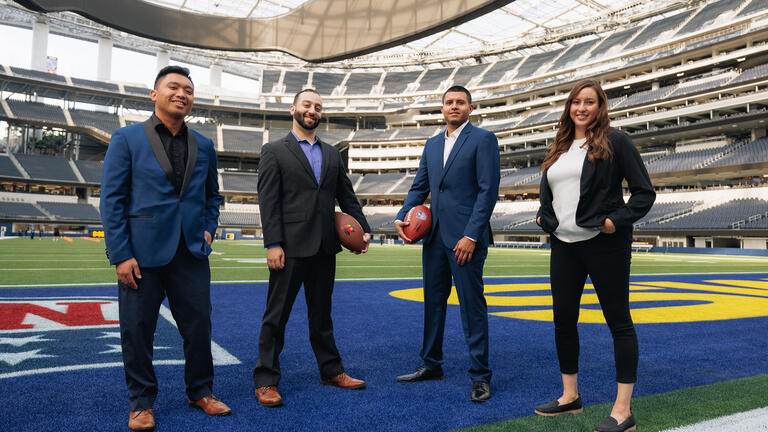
top-left (253, 89), bottom-right (371, 407)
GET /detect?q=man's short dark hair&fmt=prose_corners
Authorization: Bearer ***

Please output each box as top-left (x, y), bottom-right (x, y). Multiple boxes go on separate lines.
top-left (154, 65), bottom-right (193, 89)
top-left (442, 85), bottom-right (472, 105)
top-left (293, 88), bottom-right (321, 105)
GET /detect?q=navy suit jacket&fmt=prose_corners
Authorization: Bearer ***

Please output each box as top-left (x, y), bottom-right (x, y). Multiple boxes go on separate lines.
top-left (397, 122), bottom-right (500, 248)
top-left (100, 119), bottom-right (222, 267)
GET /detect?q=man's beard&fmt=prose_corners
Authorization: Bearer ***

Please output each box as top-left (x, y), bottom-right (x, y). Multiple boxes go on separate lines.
top-left (294, 110), bottom-right (320, 130)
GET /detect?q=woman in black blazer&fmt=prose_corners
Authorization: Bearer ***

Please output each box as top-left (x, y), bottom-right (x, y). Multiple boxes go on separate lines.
top-left (534, 79), bottom-right (655, 432)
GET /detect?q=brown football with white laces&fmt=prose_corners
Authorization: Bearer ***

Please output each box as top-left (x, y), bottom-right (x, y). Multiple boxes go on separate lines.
top-left (334, 212), bottom-right (365, 252)
top-left (403, 205), bottom-right (432, 242)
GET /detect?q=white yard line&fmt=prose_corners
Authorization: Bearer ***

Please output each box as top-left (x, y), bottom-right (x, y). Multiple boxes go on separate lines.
top-left (1, 271), bottom-right (767, 288)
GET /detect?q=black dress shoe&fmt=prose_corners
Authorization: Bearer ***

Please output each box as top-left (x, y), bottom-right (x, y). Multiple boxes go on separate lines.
top-left (470, 382), bottom-right (490, 402)
top-left (396, 366), bottom-right (444, 382)
top-left (534, 394), bottom-right (583, 416)
top-left (594, 413), bottom-right (636, 432)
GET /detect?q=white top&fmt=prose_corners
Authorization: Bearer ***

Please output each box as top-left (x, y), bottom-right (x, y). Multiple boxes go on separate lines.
top-left (547, 138), bottom-right (600, 243)
top-left (443, 120), bottom-right (469, 167)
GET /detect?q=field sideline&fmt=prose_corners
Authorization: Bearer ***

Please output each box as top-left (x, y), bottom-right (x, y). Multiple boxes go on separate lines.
top-left (2, 237), bottom-right (768, 286)
top-left (1, 237), bottom-right (766, 431)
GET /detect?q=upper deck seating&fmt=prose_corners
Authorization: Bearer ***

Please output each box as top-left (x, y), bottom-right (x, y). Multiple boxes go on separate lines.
top-left (676, 0), bottom-right (744, 36)
top-left (74, 160), bottom-right (103, 183)
top-left (14, 154), bottom-right (78, 182)
top-left (0, 155), bottom-right (24, 178)
top-left (221, 172), bottom-right (258, 192)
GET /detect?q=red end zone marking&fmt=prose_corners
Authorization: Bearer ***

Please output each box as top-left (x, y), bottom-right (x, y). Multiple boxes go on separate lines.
top-left (0, 302), bottom-right (119, 330)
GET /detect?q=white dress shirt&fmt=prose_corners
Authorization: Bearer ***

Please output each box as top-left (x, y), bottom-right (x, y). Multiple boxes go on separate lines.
top-left (443, 120), bottom-right (469, 167)
top-left (547, 137), bottom-right (600, 243)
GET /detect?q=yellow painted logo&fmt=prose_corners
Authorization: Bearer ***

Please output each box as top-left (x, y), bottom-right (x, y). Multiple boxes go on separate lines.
top-left (388, 279), bottom-right (768, 323)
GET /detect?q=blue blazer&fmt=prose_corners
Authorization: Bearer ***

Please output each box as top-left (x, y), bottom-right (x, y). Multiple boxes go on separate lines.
top-left (396, 122), bottom-right (500, 248)
top-left (100, 119), bottom-right (222, 267)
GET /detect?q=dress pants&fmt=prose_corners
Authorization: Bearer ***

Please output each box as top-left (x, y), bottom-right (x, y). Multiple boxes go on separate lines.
top-left (253, 251), bottom-right (345, 387)
top-left (421, 225), bottom-right (491, 383)
top-left (549, 229), bottom-right (638, 383)
top-left (118, 237), bottom-right (213, 411)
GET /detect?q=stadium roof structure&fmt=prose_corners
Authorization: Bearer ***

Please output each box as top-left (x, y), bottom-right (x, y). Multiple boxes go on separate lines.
top-left (13, 0), bottom-right (690, 65)
top-left (15, 0), bottom-right (516, 62)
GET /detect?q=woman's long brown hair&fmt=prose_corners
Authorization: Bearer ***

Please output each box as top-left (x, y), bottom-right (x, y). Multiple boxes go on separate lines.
top-left (541, 79), bottom-right (613, 171)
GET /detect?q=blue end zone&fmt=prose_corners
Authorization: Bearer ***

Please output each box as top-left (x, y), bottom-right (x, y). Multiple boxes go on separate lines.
top-left (1, 273), bottom-right (767, 431)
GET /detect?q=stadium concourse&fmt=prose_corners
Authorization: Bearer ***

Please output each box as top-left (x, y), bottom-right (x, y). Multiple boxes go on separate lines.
top-left (1, 0), bottom-right (768, 431)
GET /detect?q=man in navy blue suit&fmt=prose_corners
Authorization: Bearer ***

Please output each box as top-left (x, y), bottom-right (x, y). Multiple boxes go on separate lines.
top-left (101, 66), bottom-right (230, 430)
top-left (394, 86), bottom-right (500, 402)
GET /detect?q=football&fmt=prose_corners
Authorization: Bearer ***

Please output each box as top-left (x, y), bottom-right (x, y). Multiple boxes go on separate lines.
top-left (334, 212), bottom-right (366, 252)
top-left (403, 205), bottom-right (432, 242)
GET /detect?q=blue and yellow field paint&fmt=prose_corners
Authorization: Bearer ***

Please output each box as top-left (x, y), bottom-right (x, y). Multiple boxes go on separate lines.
top-left (390, 278), bottom-right (768, 323)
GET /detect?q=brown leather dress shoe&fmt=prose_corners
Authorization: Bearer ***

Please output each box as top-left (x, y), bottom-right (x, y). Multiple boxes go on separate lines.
top-left (322, 372), bottom-right (366, 389)
top-left (255, 385), bottom-right (283, 407)
top-left (128, 409), bottom-right (155, 431)
top-left (188, 395), bottom-right (232, 416)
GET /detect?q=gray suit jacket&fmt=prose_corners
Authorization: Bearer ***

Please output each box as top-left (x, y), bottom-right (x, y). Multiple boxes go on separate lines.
top-left (257, 133), bottom-right (370, 257)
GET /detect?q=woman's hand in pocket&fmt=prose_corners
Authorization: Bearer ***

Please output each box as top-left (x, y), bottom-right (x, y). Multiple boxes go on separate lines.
top-left (598, 218), bottom-right (616, 234)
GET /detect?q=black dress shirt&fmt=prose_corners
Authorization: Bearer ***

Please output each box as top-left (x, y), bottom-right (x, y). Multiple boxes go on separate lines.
top-left (151, 113), bottom-right (187, 194)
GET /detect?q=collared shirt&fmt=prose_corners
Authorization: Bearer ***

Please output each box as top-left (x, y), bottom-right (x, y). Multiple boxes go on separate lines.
top-left (291, 130), bottom-right (322, 183)
top-left (443, 119), bottom-right (469, 167)
top-left (151, 113), bottom-right (188, 193)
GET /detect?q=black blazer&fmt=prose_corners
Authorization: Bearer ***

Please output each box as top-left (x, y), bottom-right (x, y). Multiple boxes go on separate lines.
top-left (258, 133), bottom-right (370, 257)
top-left (537, 130), bottom-right (655, 234)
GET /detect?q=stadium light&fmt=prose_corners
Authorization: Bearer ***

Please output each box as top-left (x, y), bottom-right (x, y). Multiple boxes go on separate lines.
top-left (737, 57), bottom-right (746, 62)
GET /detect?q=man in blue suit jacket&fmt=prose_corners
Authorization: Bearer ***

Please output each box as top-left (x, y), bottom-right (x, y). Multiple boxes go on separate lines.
top-left (395, 86), bottom-right (500, 402)
top-left (101, 66), bottom-right (230, 430)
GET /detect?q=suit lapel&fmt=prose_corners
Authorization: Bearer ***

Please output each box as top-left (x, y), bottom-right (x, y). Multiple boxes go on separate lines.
top-left (142, 119), bottom-right (175, 188)
top-left (284, 133), bottom-right (318, 185)
top-left (179, 129), bottom-right (198, 196)
top-left (318, 138), bottom-right (331, 187)
top-left (428, 134), bottom-right (444, 183)
top-left (440, 122), bottom-right (473, 184)
top-left (580, 151), bottom-right (596, 197)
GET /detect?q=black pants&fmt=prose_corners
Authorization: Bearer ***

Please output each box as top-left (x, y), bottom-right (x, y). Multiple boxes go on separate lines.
top-left (253, 251), bottom-right (344, 387)
top-left (550, 230), bottom-right (638, 383)
top-left (118, 239), bottom-right (213, 411)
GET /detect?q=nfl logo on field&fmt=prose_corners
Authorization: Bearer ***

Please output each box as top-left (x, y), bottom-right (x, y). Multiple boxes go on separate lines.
top-left (0, 296), bottom-right (239, 379)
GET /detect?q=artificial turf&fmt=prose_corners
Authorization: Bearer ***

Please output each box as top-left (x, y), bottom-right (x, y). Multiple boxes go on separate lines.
top-left (2, 237), bottom-right (768, 286)
top-left (1, 238), bottom-right (767, 432)
top-left (460, 374), bottom-right (768, 432)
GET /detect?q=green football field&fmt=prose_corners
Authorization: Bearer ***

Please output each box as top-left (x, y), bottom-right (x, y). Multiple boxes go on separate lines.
top-left (2, 237), bottom-right (768, 287)
top-left (1, 236), bottom-right (767, 431)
